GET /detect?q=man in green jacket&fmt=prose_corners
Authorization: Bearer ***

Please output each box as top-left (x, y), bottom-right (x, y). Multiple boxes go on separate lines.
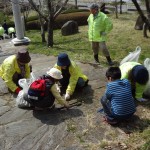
top-left (54, 53), bottom-right (88, 100)
top-left (120, 62), bottom-right (149, 101)
top-left (0, 48), bottom-right (31, 94)
top-left (87, 3), bottom-right (114, 65)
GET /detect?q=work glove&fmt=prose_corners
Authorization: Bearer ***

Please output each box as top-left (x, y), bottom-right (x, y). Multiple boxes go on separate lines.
top-left (15, 87), bottom-right (21, 94)
top-left (65, 92), bottom-right (70, 100)
top-left (64, 102), bottom-right (70, 109)
top-left (101, 32), bottom-right (106, 36)
top-left (137, 98), bottom-right (148, 102)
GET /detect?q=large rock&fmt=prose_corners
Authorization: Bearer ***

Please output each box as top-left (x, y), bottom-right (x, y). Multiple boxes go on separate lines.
top-left (61, 20), bottom-right (78, 36)
top-left (134, 15), bottom-right (144, 30)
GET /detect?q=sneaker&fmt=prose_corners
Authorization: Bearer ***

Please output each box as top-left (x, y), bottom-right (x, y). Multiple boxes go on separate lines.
top-left (103, 116), bottom-right (118, 125)
top-left (97, 108), bottom-right (104, 114)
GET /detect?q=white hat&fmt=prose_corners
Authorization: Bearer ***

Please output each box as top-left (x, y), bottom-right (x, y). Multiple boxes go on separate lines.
top-left (47, 68), bottom-right (63, 79)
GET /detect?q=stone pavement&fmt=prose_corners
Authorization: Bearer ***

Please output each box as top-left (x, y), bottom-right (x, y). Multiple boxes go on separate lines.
top-left (0, 39), bottom-right (150, 150)
top-left (0, 39), bottom-right (107, 150)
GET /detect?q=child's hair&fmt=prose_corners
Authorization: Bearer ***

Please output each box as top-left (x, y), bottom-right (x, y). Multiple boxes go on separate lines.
top-left (106, 67), bottom-right (121, 80)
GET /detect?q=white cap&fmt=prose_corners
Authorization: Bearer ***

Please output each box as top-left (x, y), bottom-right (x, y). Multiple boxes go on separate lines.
top-left (47, 68), bottom-right (63, 79)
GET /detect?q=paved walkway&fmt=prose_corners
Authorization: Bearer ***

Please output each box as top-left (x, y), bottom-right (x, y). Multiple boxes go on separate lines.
top-left (0, 39), bottom-right (107, 150)
top-left (0, 39), bottom-right (150, 150)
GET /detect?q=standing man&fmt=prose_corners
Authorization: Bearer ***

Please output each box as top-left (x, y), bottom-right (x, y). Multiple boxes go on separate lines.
top-left (87, 3), bottom-right (114, 65)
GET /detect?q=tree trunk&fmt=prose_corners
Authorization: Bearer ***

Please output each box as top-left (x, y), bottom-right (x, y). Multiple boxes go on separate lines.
top-left (145, 0), bottom-right (150, 28)
top-left (39, 16), bottom-right (46, 43)
top-left (144, 0), bottom-right (150, 37)
top-left (120, 0), bottom-right (122, 14)
top-left (143, 23), bottom-right (148, 37)
top-left (47, 16), bottom-right (54, 47)
top-left (132, 0), bottom-right (150, 38)
top-left (75, 0), bottom-right (78, 9)
top-left (115, 1), bottom-right (118, 19)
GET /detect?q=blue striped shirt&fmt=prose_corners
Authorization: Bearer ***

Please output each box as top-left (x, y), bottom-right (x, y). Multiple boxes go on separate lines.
top-left (106, 79), bottom-right (136, 116)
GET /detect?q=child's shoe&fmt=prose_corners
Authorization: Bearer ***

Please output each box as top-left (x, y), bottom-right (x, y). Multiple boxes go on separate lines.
top-left (103, 116), bottom-right (118, 125)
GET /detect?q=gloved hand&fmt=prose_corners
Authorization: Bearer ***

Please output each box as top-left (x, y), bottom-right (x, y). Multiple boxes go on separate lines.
top-left (65, 92), bottom-right (70, 100)
top-left (64, 102), bottom-right (70, 109)
top-left (137, 98), bottom-right (148, 102)
top-left (101, 32), bottom-right (106, 36)
top-left (15, 87), bottom-right (21, 94)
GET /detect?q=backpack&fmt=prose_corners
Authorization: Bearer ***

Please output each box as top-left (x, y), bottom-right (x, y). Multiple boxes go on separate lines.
top-left (26, 76), bottom-right (55, 108)
top-left (28, 79), bottom-right (47, 100)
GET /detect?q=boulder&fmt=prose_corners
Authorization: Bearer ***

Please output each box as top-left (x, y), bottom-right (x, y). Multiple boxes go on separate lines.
top-left (61, 20), bottom-right (78, 36)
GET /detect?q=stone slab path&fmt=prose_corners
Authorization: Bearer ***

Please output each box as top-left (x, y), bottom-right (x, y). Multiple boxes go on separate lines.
top-left (0, 40), bottom-right (150, 150)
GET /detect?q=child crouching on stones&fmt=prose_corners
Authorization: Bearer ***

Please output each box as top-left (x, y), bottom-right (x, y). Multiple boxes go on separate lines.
top-left (23, 68), bottom-right (69, 110)
top-left (100, 67), bottom-right (136, 125)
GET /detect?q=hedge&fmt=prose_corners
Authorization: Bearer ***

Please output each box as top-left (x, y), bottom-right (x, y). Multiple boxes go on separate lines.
top-left (26, 12), bottom-right (90, 30)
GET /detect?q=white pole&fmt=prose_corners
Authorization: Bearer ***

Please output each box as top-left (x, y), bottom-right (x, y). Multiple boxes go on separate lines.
top-left (11, 0), bottom-right (24, 39)
top-left (11, 0), bottom-right (30, 45)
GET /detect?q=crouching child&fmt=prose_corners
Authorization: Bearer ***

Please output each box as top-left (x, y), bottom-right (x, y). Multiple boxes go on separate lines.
top-left (23, 68), bottom-right (69, 110)
top-left (100, 67), bottom-right (136, 124)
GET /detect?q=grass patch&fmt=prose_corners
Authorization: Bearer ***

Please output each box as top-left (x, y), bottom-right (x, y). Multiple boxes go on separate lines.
top-left (26, 12), bottom-right (150, 65)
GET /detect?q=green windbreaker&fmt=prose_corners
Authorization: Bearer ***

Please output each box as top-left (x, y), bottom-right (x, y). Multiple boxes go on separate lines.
top-left (120, 62), bottom-right (146, 98)
top-left (87, 12), bottom-right (113, 42)
top-left (54, 61), bottom-right (88, 95)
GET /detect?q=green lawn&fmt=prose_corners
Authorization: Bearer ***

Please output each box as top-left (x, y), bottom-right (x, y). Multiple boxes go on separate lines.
top-left (26, 12), bottom-right (150, 66)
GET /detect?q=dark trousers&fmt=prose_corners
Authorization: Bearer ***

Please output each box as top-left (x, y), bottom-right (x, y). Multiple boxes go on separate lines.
top-left (101, 95), bottom-right (112, 117)
top-left (59, 77), bottom-right (86, 89)
top-left (100, 95), bottom-right (134, 120)
top-left (12, 66), bottom-right (32, 87)
top-left (0, 35), bottom-right (4, 40)
top-left (24, 93), bottom-right (55, 108)
top-left (12, 72), bottom-right (23, 87)
top-left (9, 32), bottom-right (16, 38)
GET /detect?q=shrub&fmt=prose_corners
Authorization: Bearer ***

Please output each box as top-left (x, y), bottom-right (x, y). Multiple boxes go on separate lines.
top-left (26, 20), bottom-right (41, 30)
top-left (26, 12), bottom-right (90, 30)
top-left (62, 9), bottom-right (89, 14)
top-left (27, 15), bottom-right (39, 22)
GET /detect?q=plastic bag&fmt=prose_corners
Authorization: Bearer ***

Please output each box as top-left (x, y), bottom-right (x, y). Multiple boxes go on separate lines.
top-left (16, 90), bottom-right (31, 108)
top-left (0, 78), bottom-right (9, 95)
top-left (120, 46), bottom-right (141, 65)
top-left (16, 72), bottom-right (36, 108)
top-left (143, 58), bottom-right (150, 97)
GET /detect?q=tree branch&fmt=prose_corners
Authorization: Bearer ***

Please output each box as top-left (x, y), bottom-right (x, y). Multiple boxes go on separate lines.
top-left (53, 0), bottom-right (69, 19)
top-left (132, 0), bottom-right (150, 27)
top-left (28, 0), bottom-right (48, 22)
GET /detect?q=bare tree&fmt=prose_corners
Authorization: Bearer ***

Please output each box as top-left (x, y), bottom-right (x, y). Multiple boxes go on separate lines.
top-left (75, 0), bottom-right (78, 9)
top-left (28, 0), bottom-right (69, 47)
top-left (108, 0), bottom-right (119, 18)
top-left (0, 0), bottom-right (12, 16)
top-left (144, 0), bottom-right (150, 37)
top-left (20, 0), bottom-right (32, 30)
top-left (132, 0), bottom-right (150, 38)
